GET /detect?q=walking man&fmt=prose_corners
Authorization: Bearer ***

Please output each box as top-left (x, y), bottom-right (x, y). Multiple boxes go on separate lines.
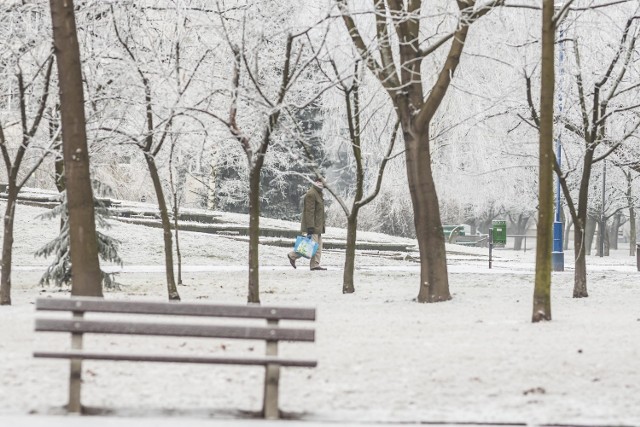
top-left (288, 177), bottom-right (326, 270)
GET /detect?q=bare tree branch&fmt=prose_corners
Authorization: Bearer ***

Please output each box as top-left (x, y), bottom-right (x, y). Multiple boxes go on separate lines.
top-left (0, 122), bottom-right (12, 177)
top-left (504, 0), bottom-right (631, 13)
top-left (596, 102), bottom-right (640, 127)
top-left (600, 16), bottom-right (640, 105)
top-left (17, 128), bottom-right (61, 189)
top-left (336, 0), bottom-right (401, 95)
top-left (524, 72), bottom-right (540, 128)
top-left (357, 119), bottom-right (400, 207)
top-left (572, 41), bottom-right (590, 137)
top-left (26, 54), bottom-right (55, 138)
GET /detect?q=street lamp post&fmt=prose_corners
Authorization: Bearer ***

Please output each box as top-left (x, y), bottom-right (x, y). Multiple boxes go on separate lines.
top-left (552, 19), bottom-right (565, 272)
top-left (600, 159), bottom-right (606, 257)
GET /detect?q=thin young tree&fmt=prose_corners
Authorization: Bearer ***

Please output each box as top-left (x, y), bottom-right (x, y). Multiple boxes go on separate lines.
top-left (189, 2), bottom-right (329, 303)
top-left (169, 131), bottom-right (184, 286)
top-left (313, 59), bottom-right (400, 293)
top-left (103, 6), bottom-right (209, 300)
top-left (532, 0), bottom-right (556, 323)
top-left (50, 0), bottom-right (102, 297)
top-left (167, 25), bottom-right (193, 288)
top-left (526, 10), bottom-right (640, 298)
top-left (338, 0), bottom-right (503, 302)
top-left (200, 34), bottom-right (296, 303)
top-left (606, 144), bottom-right (640, 255)
top-left (0, 54), bottom-right (55, 305)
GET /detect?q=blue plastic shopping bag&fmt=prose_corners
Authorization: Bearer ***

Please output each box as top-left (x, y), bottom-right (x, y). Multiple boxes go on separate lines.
top-left (293, 235), bottom-right (319, 259)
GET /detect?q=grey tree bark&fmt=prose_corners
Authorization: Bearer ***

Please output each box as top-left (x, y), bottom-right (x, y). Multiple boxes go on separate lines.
top-left (532, 0), bottom-right (555, 323)
top-left (339, 0), bottom-right (503, 302)
top-left (50, 0), bottom-right (102, 297)
top-left (563, 216), bottom-right (572, 251)
top-left (509, 213), bottom-right (531, 251)
top-left (585, 215), bottom-right (597, 256)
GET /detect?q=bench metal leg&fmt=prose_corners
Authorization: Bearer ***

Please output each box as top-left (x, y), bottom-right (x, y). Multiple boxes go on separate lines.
top-left (263, 319), bottom-right (280, 419)
top-left (68, 312), bottom-right (83, 413)
top-left (263, 362), bottom-right (280, 419)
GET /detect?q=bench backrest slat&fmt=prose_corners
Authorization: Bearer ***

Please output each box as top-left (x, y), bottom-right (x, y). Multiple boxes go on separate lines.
top-left (35, 297), bottom-right (315, 321)
top-left (35, 318), bottom-right (315, 342)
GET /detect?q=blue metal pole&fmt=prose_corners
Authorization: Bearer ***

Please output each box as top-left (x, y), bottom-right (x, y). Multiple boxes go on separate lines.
top-left (552, 22), bottom-right (565, 272)
top-left (600, 159), bottom-right (606, 257)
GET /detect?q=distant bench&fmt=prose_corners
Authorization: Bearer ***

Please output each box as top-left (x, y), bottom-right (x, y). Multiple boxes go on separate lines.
top-left (443, 225), bottom-right (466, 242)
top-left (33, 297), bottom-right (317, 419)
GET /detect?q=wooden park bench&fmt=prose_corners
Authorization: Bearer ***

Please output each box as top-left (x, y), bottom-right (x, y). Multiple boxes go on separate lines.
top-left (33, 297), bottom-right (316, 419)
top-left (442, 224), bottom-right (466, 242)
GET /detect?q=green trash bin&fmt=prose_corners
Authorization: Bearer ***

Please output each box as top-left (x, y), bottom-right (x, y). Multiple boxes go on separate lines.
top-left (492, 220), bottom-right (507, 245)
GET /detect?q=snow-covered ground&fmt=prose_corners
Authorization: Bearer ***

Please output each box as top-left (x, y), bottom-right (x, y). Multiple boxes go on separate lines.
top-left (1, 203), bottom-right (639, 425)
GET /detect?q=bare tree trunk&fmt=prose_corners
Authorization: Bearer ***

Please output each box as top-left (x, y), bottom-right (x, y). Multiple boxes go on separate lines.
top-left (596, 220), bottom-right (605, 257)
top-left (596, 218), bottom-right (609, 256)
top-left (173, 192), bottom-right (183, 286)
top-left (563, 218), bottom-right (573, 250)
top-left (514, 237), bottom-right (523, 251)
top-left (248, 168), bottom-right (261, 304)
top-left (470, 222), bottom-right (477, 235)
top-left (630, 208), bottom-right (637, 256)
top-left (608, 214), bottom-right (621, 251)
top-left (338, 0), bottom-right (488, 304)
top-left (55, 156), bottom-right (65, 190)
top-left (627, 170), bottom-right (636, 256)
top-left (340, 65), bottom-right (363, 295)
top-left (573, 163), bottom-right (591, 298)
top-left (50, 0), bottom-right (102, 297)
top-left (573, 226), bottom-right (589, 297)
top-left (573, 152), bottom-right (592, 298)
top-left (479, 216), bottom-right (495, 235)
top-left (342, 213), bottom-right (358, 294)
top-left (0, 190), bottom-right (17, 305)
top-left (532, 0), bottom-right (554, 323)
top-left (630, 208), bottom-right (637, 257)
top-left (585, 215), bottom-right (596, 255)
top-left (207, 153), bottom-right (218, 211)
top-left (169, 140), bottom-right (183, 286)
top-left (405, 131), bottom-right (450, 303)
top-left (52, 114), bottom-right (65, 232)
top-left (512, 214), bottom-right (530, 251)
top-left (51, 107), bottom-right (65, 195)
top-left (144, 154), bottom-right (180, 301)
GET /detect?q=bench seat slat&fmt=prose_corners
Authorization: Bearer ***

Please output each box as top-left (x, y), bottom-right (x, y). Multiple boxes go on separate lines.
top-left (35, 297), bottom-right (315, 321)
top-left (35, 318), bottom-right (315, 342)
top-left (33, 350), bottom-right (317, 367)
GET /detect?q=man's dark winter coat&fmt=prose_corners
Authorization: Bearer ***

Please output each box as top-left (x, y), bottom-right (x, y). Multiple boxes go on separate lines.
top-left (300, 185), bottom-right (325, 234)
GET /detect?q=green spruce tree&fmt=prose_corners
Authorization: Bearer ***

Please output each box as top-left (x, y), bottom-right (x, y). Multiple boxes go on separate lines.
top-left (35, 190), bottom-right (122, 288)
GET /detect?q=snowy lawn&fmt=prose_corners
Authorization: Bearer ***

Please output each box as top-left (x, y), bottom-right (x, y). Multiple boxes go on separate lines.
top-left (0, 204), bottom-right (639, 425)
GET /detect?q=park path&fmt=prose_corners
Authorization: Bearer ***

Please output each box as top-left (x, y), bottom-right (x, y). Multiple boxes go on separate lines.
top-left (11, 263), bottom-right (638, 275)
